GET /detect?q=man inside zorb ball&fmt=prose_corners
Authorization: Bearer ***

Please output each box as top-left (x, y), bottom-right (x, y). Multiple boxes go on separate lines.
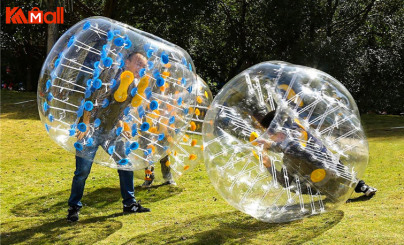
top-left (38, 17), bottom-right (196, 171)
top-left (203, 61), bottom-right (376, 223)
top-left (37, 17), bottom-right (197, 221)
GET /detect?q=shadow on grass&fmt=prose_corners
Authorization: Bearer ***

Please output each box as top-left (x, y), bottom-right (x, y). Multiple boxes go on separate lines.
top-left (346, 194), bottom-right (375, 203)
top-left (11, 186), bottom-right (183, 217)
top-left (0, 213), bottom-right (123, 244)
top-left (124, 210), bottom-right (344, 244)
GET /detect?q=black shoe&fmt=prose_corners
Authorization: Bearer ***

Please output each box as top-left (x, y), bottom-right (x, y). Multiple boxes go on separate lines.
top-left (355, 180), bottom-right (377, 197)
top-left (123, 201), bottom-right (150, 213)
top-left (67, 206), bottom-right (81, 222)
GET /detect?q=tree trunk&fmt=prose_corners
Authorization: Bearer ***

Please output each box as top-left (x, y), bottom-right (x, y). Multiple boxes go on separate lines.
top-left (46, 0), bottom-right (59, 54)
top-left (47, 23), bottom-right (59, 54)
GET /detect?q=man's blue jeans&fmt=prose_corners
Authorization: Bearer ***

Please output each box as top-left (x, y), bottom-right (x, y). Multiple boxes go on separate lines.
top-left (68, 128), bottom-right (136, 207)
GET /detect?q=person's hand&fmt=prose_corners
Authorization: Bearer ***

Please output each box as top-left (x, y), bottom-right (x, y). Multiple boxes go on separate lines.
top-left (122, 130), bottom-right (131, 138)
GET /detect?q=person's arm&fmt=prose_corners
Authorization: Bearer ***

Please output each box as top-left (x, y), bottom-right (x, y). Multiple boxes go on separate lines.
top-left (117, 120), bottom-right (132, 138)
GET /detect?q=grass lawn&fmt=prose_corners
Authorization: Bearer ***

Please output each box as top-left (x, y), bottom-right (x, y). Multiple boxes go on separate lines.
top-left (1, 90), bottom-right (403, 244)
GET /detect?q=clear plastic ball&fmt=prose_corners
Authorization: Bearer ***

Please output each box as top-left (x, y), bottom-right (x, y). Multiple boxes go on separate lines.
top-left (203, 61), bottom-right (368, 222)
top-left (37, 17), bottom-right (197, 170)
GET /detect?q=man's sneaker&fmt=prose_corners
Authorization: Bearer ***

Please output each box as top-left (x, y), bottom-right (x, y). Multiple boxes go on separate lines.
top-left (142, 178), bottom-right (154, 188)
top-left (355, 180), bottom-right (377, 197)
top-left (67, 206), bottom-right (81, 222)
top-left (162, 180), bottom-right (177, 186)
top-left (123, 202), bottom-right (150, 213)
top-left (365, 186), bottom-right (377, 197)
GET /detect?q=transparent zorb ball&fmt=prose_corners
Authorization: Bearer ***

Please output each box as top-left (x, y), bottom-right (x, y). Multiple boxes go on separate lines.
top-left (37, 17), bottom-right (197, 171)
top-left (135, 75), bottom-right (213, 183)
top-left (203, 61), bottom-right (368, 222)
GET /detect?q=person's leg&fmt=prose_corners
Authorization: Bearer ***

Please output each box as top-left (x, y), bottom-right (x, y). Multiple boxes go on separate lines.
top-left (355, 180), bottom-right (377, 196)
top-left (118, 169), bottom-right (136, 206)
top-left (67, 130), bottom-right (100, 222)
top-left (142, 165), bottom-right (155, 187)
top-left (160, 155), bottom-right (176, 185)
top-left (112, 138), bottom-right (150, 212)
top-left (67, 154), bottom-right (95, 221)
top-left (68, 155), bottom-right (94, 208)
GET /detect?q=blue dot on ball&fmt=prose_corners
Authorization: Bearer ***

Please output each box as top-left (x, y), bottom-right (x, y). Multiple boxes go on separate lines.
top-left (102, 98), bottom-right (109, 108)
top-left (147, 49), bottom-right (153, 58)
top-left (74, 142), bottom-right (83, 151)
top-left (125, 148), bottom-right (131, 155)
top-left (54, 58), bottom-right (60, 68)
top-left (47, 92), bottom-right (54, 101)
top-left (107, 31), bottom-right (114, 41)
top-left (139, 68), bottom-right (146, 78)
top-left (83, 21), bottom-right (91, 30)
top-left (119, 158), bottom-right (129, 165)
top-left (46, 80), bottom-right (52, 91)
top-left (152, 69), bottom-right (160, 78)
top-left (43, 102), bottom-right (49, 112)
top-left (94, 118), bottom-right (101, 127)
top-left (156, 77), bottom-right (165, 87)
top-left (110, 79), bottom-right (117, 88)
top-left (108, 145), bottom-right (115, 155)
top-left (93, 79), bottom-right (102, 89)
top-left (131, 87), bottom-right (138, 97)
top-left (69, 129), bottom-right (76, 136)
top-left (102, 57), bottom-right (113, 67)
top-left (161, 53), bottom-right (169, 64)
top-left (145, 87), bottom-right (152, 100)
top-left (67, 35), bottom-right (75, 48)
top-left (169, 116), bottom-right (175, 124)
top-left (84, 101), bottom-right (94, 111)
top-left (130, 142), bottom-right (139, 150)
top-left (150, 100), bottom-right (158, 110)
top-left (45, 123), bottom-right (51, 132)
top-left (187, 86), bottom-right (193, 93)
top-left (114, 37), bottom-right (124, 47)
top-left (138, 106), bottom-right (145, 118)
top-left (124, 39), bottom-right (132, 49)
top-left (116, 127), bottom-right (123, 136)
top-left (140, 122), bottom-right (150, 131)
top-left (78, 122), bottom-right (87, 132)
top-left (124, 106), bottom-right (131, 116)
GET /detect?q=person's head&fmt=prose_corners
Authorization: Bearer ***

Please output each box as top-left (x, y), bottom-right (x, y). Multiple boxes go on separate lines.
top-left (125, 52), bottom-right (147, 78)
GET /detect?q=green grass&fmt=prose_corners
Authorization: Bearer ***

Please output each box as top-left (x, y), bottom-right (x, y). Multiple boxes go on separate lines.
top-left (1, 90), bottom-right (404, 244)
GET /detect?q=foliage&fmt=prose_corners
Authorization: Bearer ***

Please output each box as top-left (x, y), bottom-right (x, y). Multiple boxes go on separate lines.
top-left (1, 0), bottom-right (403, 112)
